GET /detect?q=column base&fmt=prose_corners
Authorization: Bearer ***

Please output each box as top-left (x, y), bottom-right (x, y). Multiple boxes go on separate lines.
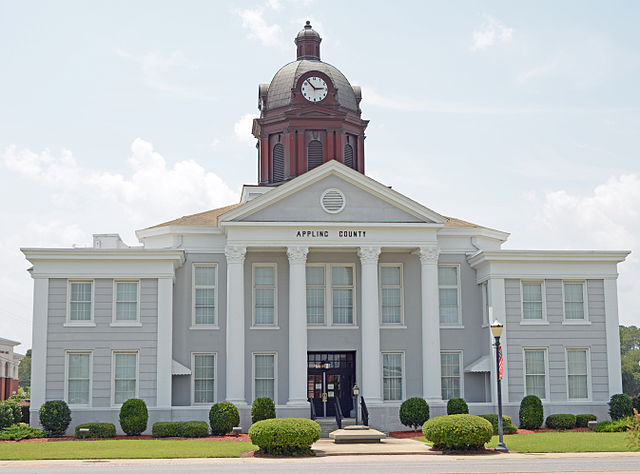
top-left (285, 399), bottom-right (310, 408)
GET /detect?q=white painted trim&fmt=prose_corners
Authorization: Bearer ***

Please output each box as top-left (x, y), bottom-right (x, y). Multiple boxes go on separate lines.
top-left (252, 352), bottom-right (278, 403)
top-left (381, 351), bottom-right (406, 402)
top-left (561, 280), bottom-right (589, 323)
top-left (469, 250), bottom-right (630, 265)
top-left (379, 263), bottom-right (404, 326)
top-left (565, 347), bottom-right (592, 401)
top-left (66, 280), bottom-right (94, 325)
top-left (112, 279), bottom-right (141, 325)
top-left (157, 277), bottom-right (173, 408)
top-left (252, 263), bottom-right (278, 327)
top-left (305, 263), bottom-right (326, 326)
top-left (64, 350), bottom-right (93, 407)
top-left (111, 350), bottom-right (139, 407)
top-left (440, 350), bottom-right (464, 400)
top-left (30, 278), bottom-right (48, 410)
top-left (192, 263), bottom-right (218, 328)
top-left (330, 263), bottom-right (357, 326)
top-left (320, 188), bottom-right (346, 214)
top-left (481, 282), bottom-right (488, 327)
top-left (438, 264), bottom-right (462, 327)
top-left (604, 278), bottom-right (623, 395)
top-left (520, 279), bottom-right (547, 322)
top-left (522, 347), bottom-right (550, 402)
top-left (190, 352), bottom-right (217, 406)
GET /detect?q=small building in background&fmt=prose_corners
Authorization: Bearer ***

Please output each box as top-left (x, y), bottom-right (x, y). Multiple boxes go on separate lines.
top-left (0, 337), bottom-right (23, 400)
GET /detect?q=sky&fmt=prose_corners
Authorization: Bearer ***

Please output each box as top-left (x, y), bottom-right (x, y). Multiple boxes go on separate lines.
top-left (1, 0), bottom-right (639, 353)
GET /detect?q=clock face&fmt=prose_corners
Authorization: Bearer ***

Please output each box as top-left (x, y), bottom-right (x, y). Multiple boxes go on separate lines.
top-left (301, 76), bottom-right (328, 102)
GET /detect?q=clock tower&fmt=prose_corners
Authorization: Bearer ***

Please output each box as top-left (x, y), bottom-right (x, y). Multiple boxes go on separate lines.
top-left (253, 21), bottom-right (369, 185)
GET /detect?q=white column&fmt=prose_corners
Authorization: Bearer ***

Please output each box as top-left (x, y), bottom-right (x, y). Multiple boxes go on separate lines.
top-left (225, 245), bottom-right (247, 404)
top-left (417, 246), bottom-right (442, 401)
top-left (286, 246), bottom-right (309, 406)
top-left (604, 278), bottom-right (623, 395)
top-left (30, 277), bottom-right (49, 414)
top-left (488, 277), bottom-right (508, 403)
top-left (358, 246), bottom-right (382, 403)
top-left (156, 277), bottom-right (173, 408)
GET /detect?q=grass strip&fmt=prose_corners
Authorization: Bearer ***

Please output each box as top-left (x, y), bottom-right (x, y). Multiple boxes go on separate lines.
top-left (0, 439), bottom-right (257, 460)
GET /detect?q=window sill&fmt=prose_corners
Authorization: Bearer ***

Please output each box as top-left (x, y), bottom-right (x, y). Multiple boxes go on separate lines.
top-left (308, 326), bottom-right (360, 330)
top-left (63, 322), bottom-right (96, 328)
top-left (381, 325), bottom-right (407, 329)
top-left (110, 322), bottom-right (142, 328)
top-left (520, 320), bottom-right (550, 326)
top-left (189, 325), bottom-right (219, 330)
top-left (567, 398), bottom-right (592, 402)
top-left (250, 326), bottom-right (280, 330)
top-left (562, 321), bottom-right (591, 326)
top-left (440, 325), bottom-right (464, 329)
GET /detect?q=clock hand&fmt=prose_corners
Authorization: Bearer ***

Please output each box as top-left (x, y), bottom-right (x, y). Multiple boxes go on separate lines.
top-left (305, 79), bottom-right (318, 91)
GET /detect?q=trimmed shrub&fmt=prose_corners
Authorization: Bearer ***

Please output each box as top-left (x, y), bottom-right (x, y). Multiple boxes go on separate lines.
top-left (5, 401), bottom-right (22, 425)
top-left (519, 395), bottom-right (543, 429)
top-left (39, 400), bottom-right (71, 436)
top-left (545, 414), bottom-right (576, 430)
top-left (251, 397), bottom-right (276, 423)
top-left (74, 423), bottom-right (116, 439)
top-left (152, 421), bottom-right (210, 438)
top-left (399, 398), bottom-right (430, 430)
top-left (478, 414), bottom-right (518, 435)
top-left (0, 423), bottom-right (44, 441)
top-left (0, 403), bottom-right (15, 430)
top-left (119, 399), bottom-right (148, 436)
top-left (249, 418), bottom-right (321, 455)
top-left (595, 418), bottom-right (630, 432)
top-left (422, 414), bottom-right (493, 451)
top-left (575, 414), bottom-right (597, 428)
top-left (609, 394), bottom-right (633, 420)
top-left (632, 394), bottom-right (640, 412)
top-left (447, 398), bottom-right (469, 415)
top-left (209, 401), bottom-right (240, 436)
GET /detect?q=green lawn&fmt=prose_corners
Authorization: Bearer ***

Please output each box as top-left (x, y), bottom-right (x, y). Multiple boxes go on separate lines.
top-left (0, 439), bottom-right (257, 460)
top-left (416, 432), bottom-right (634, 453)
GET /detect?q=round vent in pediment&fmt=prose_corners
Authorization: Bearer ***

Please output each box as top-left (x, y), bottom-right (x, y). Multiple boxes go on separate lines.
top-left (321, 188), bottom-right (345, 214)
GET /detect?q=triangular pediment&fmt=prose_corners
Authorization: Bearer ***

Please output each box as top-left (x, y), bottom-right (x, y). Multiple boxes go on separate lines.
top-left (220, 161), bottom-right (447, 225)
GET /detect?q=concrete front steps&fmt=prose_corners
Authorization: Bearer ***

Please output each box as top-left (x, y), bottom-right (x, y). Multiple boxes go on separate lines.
top-left (316, 417), bottom-right (356, 438)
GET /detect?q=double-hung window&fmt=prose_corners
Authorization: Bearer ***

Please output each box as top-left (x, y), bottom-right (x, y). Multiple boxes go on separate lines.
top-left (113, 351), bottom-right (137, 404)
top-left (67, 351), bottom-right (91, 405)
top-left (254, 353), bottom-right (276, 400)
top-left (438, 266), bottom-right (460, 325)
top-left (524, 349), bottom-right (547, 399)
top-left (332, 266), bottom-right (354, 324)
top-left (193, 264), bottom-right (217, 326)
top-left (69, 281), bottom-right (93, 322)
top-left (380, 264), bottom-right (402, 325)
top-left (522, 281), bottom-right (544, 320)
top-left (440, 352), bottom-right (462, 399)
top-left (114, 281), bottom-right (139, 323)
top-left (254, 264), bottom-right (276, 326)
top-left (306, 266), bottom-right (325, 325)
top-left (566, 349), bottom-right (589, 400)
top-left (564, 282), bottom-right (586, 321)
top-left (382, 352), bottom-right (403, 401)
top-left (192, 353), bottom-right (215, 404)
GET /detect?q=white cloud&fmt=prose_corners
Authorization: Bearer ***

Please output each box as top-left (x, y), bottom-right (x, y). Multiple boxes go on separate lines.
top-left (472, 14), bottom-right (513, 51)
top-left (237, 8), bottom-right (285, 48)
top-left (234, 113), bottom-right (258, 146)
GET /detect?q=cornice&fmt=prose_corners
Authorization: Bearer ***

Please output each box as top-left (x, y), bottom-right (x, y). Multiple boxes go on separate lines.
top-left (468, 249), bottom-right (631, 267)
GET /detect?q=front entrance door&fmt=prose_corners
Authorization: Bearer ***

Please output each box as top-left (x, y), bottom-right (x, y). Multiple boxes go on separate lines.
top-left (307, 352), bottom-right (355, 418)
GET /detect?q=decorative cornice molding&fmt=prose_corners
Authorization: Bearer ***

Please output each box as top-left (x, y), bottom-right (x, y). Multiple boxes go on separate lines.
top-left (286, 246), bottom-right (309, 264)
top-left (417, 246), bottom-right (440, 264)
top-left (224, 245), bottom-right (247, 264)
top-left (357, 246), bottom-right (381, 264)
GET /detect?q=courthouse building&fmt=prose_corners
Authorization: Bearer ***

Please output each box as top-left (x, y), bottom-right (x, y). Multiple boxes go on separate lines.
top-left (23, 23), bottom-right (629, 431)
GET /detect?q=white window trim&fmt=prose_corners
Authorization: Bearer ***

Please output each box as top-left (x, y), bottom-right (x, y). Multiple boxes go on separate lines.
top-left (252, 352), bottom-right (278, 403)
top-left (438, 264), bottom-right (462, 327)
top-left (329, 263), bottom-right (357, 327)
top-left (565, 347), bottom-right (592, 401)
top-left (379, 263), bottom-right (404, 326)
top-left (306, 263), bottom-right (327, 326)
top-left (65, 280), bottom-right (96, 327)
top-left (561, 280), bottom-right (590, 324)
top-left (190, 352), bottom-right (217, 406)
top-left (191, 263), bottom-right (219, 330)
top-left (111, 280), bottom-right (141, 327)
top-left (252, 263), bottom-right (278, 327)
top-left (481, 282), bottom-right (489, 328)
top-left (111, 350), bottom-right (139, 407)
top-left (381, 351), bottom-right (405, 402)
top-left (64, 350), bottom-right (93, 407)
top-left (523, 347), bottom-right (550, 401)
top-left (440, 350), bottom-right (464, 400)
top-left (520, 279), bottom-right (548, 325)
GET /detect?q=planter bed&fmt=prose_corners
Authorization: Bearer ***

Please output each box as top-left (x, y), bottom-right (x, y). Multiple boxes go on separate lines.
top-left (0, 433), bottom-right (251, 443)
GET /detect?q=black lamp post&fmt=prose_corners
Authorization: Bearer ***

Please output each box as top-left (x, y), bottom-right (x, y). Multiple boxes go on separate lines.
top-left (491, 320), bottom-right (509, 453)
top-left (352, 383), bottom-right (360, 425)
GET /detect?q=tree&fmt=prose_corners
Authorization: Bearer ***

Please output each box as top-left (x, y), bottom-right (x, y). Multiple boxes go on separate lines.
top-left (620, 326), bottom-right (640, 354)
top-left (18, 349), bottom-right (31, 389)
top-left (620, 326), bottom-right (640, 397)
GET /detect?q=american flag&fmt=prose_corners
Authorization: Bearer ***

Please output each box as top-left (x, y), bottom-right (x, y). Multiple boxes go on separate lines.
top-left (498, 345), bottom-right (504, 381)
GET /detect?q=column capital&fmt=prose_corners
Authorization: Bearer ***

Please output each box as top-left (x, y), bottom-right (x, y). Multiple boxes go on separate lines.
top-left (358, 246), bottom-right (381, 265)
top-left (416, 245), bottom-right (440, 264)
top-left (225, 245), bottom-right (247, 264)
top-left (286, 246), bottom-right (309, 264)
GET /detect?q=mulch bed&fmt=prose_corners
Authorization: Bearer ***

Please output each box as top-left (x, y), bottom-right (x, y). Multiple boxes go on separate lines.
top-left (0, 434), bottom-right (252, 443)
top-left (389, 431), bottom-right (424, 439)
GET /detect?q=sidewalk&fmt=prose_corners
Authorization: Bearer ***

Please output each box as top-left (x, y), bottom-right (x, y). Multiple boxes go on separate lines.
top-left (312, 438), bottom-right (434, 456)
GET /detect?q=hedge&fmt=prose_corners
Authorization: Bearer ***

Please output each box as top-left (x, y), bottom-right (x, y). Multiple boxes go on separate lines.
top-left (575, 414), bottom-right (597, 428)
top-left (0, 423), bottom-right (44, 441)
top-left (447, 398), bottom-right (469, 415)
top-left (422, 414), bottom-right (493, 451)
top-left (633, 394), bottom-right (640, 412)
top-left (249, 418), bottom-right (321, 455)
top-left (609, 394), bottom-right (633, 420)
top-left (594, 418), bottom-right (630, 432)
top-left (4, 401), bottom-right (22, 425)
top-left (209, 401), bottom-right (240, 435)
top-left (119, 399), bottom-right (148, 436)
top-left (478, 414), bottom-right (518, 435)
top-left (0, 403), bottom-right (14, 430)
top-left (74, 423), bottom-right (116, 439)
top-left (519, 395), bottom-right (544, 429)
top-left (39, 400), bottom-right (72, 436)
top-left (545, 414), bottom-right (576, 430)
top-left (399, 398), bottom-right (430, 430)
top-left (251, 398), bottom-right (276, 423)
top-left (152, 421), bottom-right (210, 438)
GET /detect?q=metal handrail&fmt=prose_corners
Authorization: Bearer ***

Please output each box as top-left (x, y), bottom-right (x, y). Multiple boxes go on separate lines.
top-left (360, 397), bottom-right (369, 426)
top-left (334, 397), bottom-right (343, 429)
top-left (309, 398), bottom-right (316, 420)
